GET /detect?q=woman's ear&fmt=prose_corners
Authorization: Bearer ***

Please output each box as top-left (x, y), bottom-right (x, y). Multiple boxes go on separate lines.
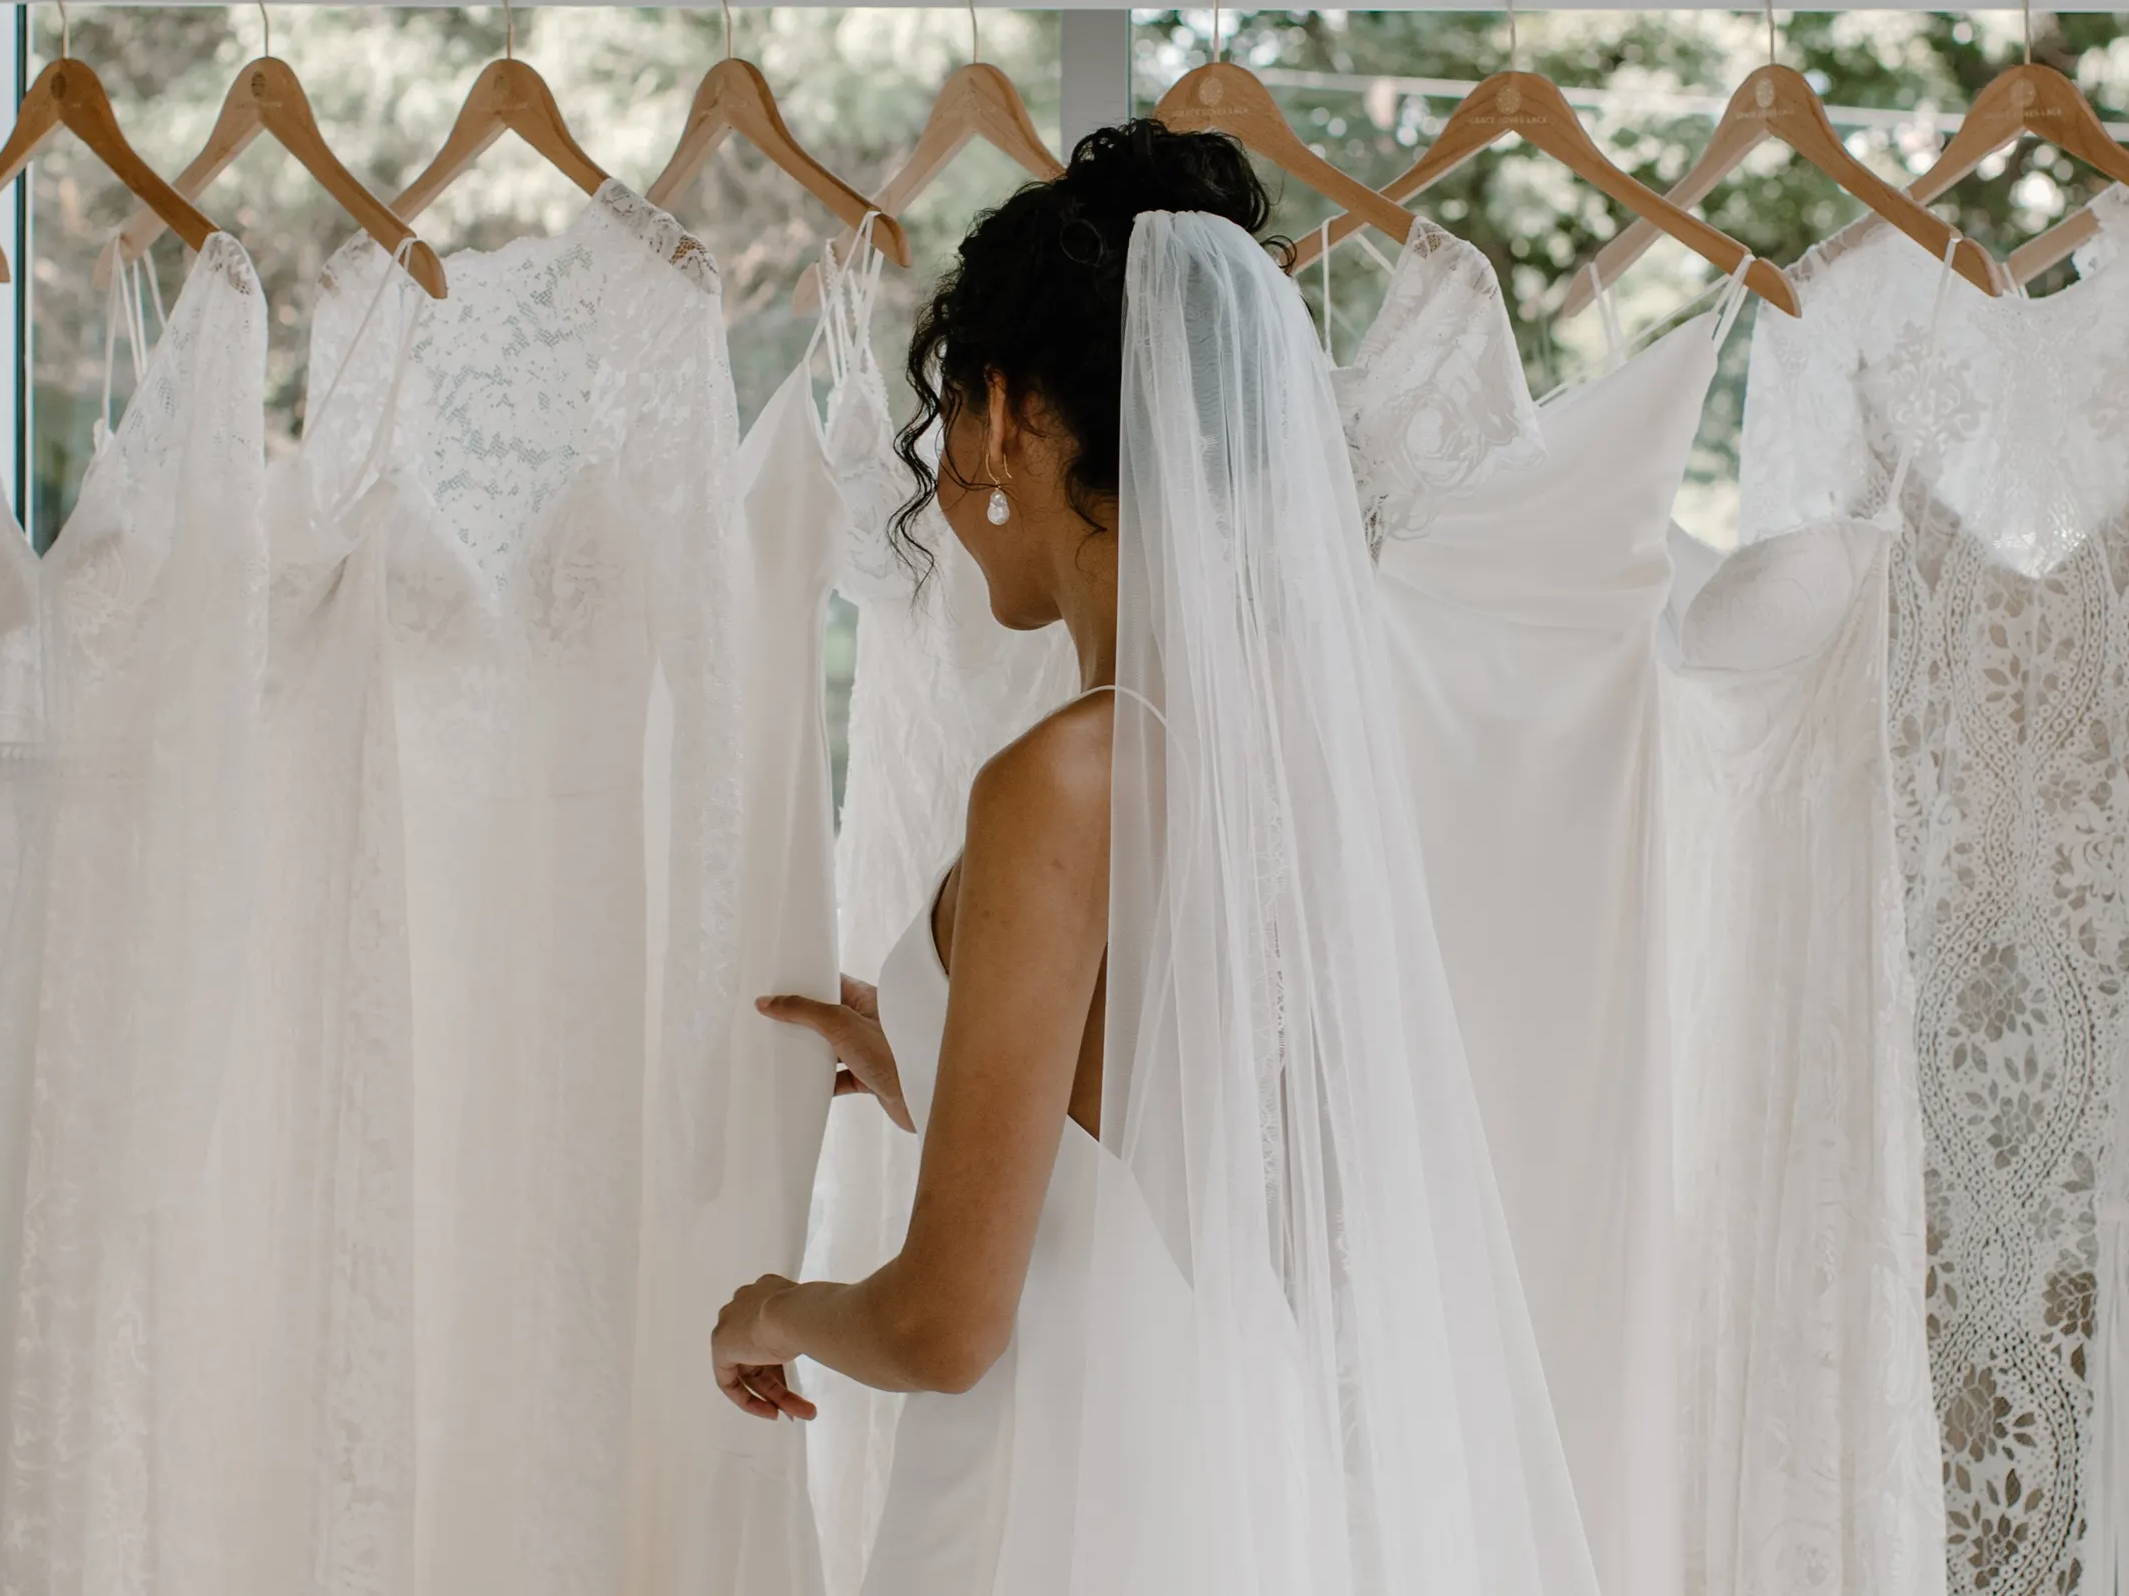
top-left (984, 372), bottom-right (1017, 480)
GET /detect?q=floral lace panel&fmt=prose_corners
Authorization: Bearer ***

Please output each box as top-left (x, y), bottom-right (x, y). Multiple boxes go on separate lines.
top-left (1888, 490), bottom-right (2129, 1596)
top-left (1333, 220), bottom-right (1545, 549)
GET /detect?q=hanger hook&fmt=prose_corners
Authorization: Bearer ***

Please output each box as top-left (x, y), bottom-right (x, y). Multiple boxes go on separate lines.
top-left (2022, 0), bottom-right (2033, 64)
top-left (1211, 3), bottom-right (1222, 64)
top-left (721, 0), bottom-right (733, 61)
top-left (1763, 0), bottom-right (1776, 66)
top-left (56, 0), bottom-right (68, 61)
top-left (1507, 0), bottom-right (1519, 73)
top-left (503, 0), bottom-right (514, 61)
top-left (967, 0), bottom-right (979, 65)
top-left (258, 2), bottom-right (270, 60)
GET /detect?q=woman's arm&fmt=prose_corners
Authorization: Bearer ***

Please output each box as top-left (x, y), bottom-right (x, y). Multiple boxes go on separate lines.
top-left (715, 703), bottom-right (1112, 1411)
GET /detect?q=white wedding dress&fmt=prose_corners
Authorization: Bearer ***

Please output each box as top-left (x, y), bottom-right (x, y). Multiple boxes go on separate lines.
top-left (1740, 193), bottom-right (2129, 1596)
top-left (804, 247), bottom-right (1074, 1596)
top-left (313, 183), bottom-right (810, 1596)
top-left (0, 233), bottom-right (269, 1593)
top-left (1661, 279), bottom-right (1951, 1592)
top-left (1339, 220), bottom-right (1749, 1596)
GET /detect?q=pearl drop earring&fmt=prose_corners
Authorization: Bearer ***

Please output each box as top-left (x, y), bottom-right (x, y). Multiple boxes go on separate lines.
top-left (985, 454), bottom-right (1013, 526)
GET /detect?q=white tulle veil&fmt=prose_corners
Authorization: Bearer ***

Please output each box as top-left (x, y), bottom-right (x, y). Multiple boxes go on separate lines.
top-left (1063, 209), bottom-right (1601, 1594)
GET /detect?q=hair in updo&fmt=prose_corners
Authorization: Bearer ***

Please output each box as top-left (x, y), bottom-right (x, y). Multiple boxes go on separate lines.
top-left (890, 119), bottom-right (1289, 580)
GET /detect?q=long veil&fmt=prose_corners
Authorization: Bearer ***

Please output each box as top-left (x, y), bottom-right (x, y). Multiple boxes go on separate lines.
top-left (1070, 210), bottom-right (1600, 1594)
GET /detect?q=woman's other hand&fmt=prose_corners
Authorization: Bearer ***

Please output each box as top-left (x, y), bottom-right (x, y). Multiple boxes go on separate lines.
top-left (757, 977), bottom-right (915, 1132)
top-left (712, 1274), bottom-right (817, 1422)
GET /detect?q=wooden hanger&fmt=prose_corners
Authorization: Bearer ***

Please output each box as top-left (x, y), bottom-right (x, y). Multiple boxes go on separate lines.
top-left (0, 12), bottom-right (222, 285)
top-left (793, 9), bottom-right (1060, 314)
top-left (1561, 47), bottom-right (1999, 314)
top-left (1155, 40), bottom-right (1416, 250)
top-left (648, 1), bottom-right (911, 266)
top-left (105, 12), bottom-right (444, 297)
top-left (390, 2), bottom-right (607, 224)
top-left (2008, 194), bottom-right (2116, 286)
top-left (1912, 53), bottom-right (2129, 288)
top-left (1294, 61), bottom-right (1799, 314)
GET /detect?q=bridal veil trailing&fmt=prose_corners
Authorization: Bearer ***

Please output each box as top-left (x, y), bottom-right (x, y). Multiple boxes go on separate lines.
top-left (1063, 209), bottom-right (1598, 1594)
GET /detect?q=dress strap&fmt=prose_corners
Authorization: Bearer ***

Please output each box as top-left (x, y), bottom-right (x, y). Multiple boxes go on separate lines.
top-left (1711, 251), bottom-right (1756, 348)
top-left (303, 237), bottom-right (428, 521)
top-left (1877, 237), bottom-right (1962, 524)
top-left (1077, 681), bottom-right (1169, 728)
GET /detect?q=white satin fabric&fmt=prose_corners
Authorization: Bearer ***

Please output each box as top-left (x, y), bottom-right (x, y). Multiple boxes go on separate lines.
top-left (1343, 220), bottom-right (1745, 1596)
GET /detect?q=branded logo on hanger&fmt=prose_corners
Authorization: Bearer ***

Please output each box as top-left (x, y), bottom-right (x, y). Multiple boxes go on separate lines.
top-left (1470, 81), bottom-right (1549, 129)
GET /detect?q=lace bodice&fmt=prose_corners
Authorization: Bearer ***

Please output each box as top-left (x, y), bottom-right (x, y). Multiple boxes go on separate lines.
top-left (1741, 218), bottom-right (2129, 1596)
top-left (1331, 220), bottom-right (1545, 548)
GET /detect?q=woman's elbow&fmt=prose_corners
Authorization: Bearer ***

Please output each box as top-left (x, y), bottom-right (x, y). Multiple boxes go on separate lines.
top-left (885, 1300), bottom-right (1012, 1395)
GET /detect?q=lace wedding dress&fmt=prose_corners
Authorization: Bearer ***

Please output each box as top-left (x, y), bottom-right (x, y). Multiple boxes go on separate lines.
top-left (313, 183), bottom-right (790, 1596)
top-left (1740, 192), bottom-right (2129, 1596)
top-left (0, 234), bottom-right (269, 1593)
top-left (1339, 220), bottom-right (1750, 1596)
top-left (802, 248), bottom-right (1075, 1596)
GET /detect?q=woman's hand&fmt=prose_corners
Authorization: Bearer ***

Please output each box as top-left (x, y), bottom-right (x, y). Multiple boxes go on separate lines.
top-left (757, 977), bottom-right (915, 1133)
top-left (713, 1274), bottom-right (818, 1422)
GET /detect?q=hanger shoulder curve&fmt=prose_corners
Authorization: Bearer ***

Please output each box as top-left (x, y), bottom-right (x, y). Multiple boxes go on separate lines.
top-left (1156, 62), bottom-right (1414, 246)
top-left (111, 57), bottom-right (444, 298)
top-left (793, 62), bottom-right (1059, 316)
top-left (651, 58), bottom-right (912, 266)
top-left (0, 59), bottom-right (222, 285)
top-left (1309, 72), bottom-right (1794, 312)
top-left (394, 58), bottom-right (606, 225)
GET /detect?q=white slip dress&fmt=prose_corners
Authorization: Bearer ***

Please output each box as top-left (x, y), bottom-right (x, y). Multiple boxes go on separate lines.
top-left (1659, 247), bottom-right (1961, 1596)
top-left (855, 841), bottom-right (1197, 1596)
top-left (1339, 219), bottom-right (1752, 1596)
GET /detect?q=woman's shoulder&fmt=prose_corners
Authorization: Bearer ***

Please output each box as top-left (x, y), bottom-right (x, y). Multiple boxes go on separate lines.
top-left (967, 692), bottom-right (1115, 846)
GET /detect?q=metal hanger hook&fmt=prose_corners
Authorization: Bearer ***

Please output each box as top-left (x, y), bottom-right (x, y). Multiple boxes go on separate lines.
top-left (2022, 0), bottom-right (2033, 64)
top-left (258, 2), bottom-right (270, 60)
top-left (56, 0), bottom-right (68, 61)
top-left (1763, 0), bottom-right (1776, 66)
top-left (1507, 0), bottom-right (1519, 73)
top-left (721, 0), bottom-right (733, 61)
top-left (503, 0), bottom-right (515, 61)
top-left (967, 0), bottom-right (979, 65)
top-left (1211, 3), bottom-right (1222, 64)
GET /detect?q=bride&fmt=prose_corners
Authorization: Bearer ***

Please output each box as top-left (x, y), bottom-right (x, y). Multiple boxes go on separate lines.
top-left (713, 121), bottom-right (1598, 1595)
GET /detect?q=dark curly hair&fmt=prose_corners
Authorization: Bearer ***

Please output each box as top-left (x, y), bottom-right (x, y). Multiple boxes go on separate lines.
top-left (890, 119), bottom-right (1289, 582)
